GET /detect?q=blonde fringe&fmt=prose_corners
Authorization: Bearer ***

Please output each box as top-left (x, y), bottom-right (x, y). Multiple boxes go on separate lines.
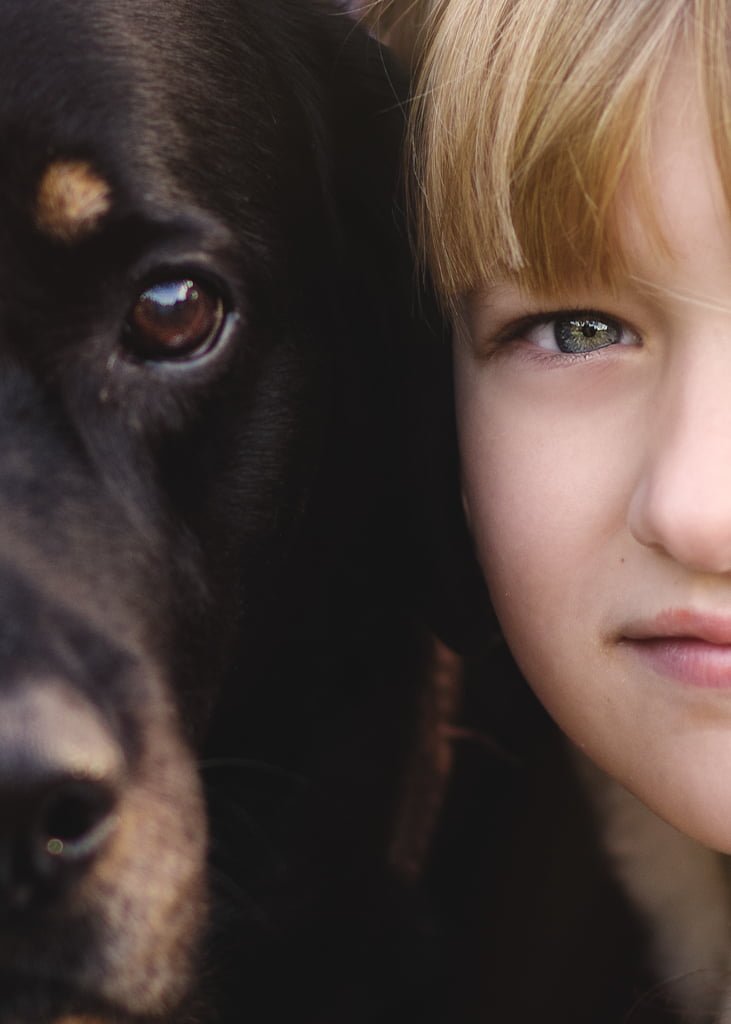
top-left (413, 0), bottom-right (707, 303)
top-left (364, 1), bottom-right (731, 307)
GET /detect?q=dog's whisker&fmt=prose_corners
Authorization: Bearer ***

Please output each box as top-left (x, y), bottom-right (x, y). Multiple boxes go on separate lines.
top-left (197, 757), bottom-right (311, 789)
top-left (206, 793), bottom-right (289, 872)
top-left (207, 865), bottom-right (274, 926)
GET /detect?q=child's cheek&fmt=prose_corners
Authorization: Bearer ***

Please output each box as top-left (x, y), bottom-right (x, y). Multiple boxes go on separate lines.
top-left (454, 339), bottom-right (731, 854)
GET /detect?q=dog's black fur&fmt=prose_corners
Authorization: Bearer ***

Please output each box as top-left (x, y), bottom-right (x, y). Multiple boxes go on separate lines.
top-left (0, 2), bottom-right (435, 1022)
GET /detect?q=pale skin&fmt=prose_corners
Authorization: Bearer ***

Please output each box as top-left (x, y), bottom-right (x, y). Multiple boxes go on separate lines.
top-left (455, 53), bottom-right (731, 852)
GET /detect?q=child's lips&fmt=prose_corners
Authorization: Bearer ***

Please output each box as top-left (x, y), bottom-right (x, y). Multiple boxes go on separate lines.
top-left (622, 609), bottom-right (731, 688)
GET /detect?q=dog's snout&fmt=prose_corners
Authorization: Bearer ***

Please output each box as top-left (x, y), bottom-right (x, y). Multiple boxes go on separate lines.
top-left (0, 680), bottom-right (123, 913)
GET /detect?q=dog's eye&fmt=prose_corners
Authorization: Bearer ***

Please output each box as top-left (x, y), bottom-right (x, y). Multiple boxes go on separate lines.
top-left (124, 279), bottom-right (224, 360)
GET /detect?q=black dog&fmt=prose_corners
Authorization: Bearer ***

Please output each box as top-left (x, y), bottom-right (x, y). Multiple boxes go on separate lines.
top-left (0, 2), bottom-right (433, 1021)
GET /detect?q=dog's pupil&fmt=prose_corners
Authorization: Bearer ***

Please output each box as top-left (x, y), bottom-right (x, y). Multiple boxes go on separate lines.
top-left (128, 279), bottom-right (220, 357)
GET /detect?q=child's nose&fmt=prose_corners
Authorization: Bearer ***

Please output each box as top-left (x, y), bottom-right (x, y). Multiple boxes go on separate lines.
top-left (627, 346), bottom-right (731, 574)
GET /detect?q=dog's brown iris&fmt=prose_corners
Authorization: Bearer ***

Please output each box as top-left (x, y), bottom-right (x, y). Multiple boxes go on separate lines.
top-left (125, 279), bottom-right (223, 359)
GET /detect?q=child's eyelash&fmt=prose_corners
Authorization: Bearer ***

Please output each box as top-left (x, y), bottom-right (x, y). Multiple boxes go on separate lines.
top-left (483, 308), bottom-right (641, 360)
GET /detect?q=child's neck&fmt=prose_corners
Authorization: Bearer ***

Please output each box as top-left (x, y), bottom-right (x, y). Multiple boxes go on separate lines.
top-left (573, 746), bottom-right (731, 1022)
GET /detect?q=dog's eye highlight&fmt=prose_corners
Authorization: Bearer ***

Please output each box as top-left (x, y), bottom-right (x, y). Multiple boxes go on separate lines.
top-left (124, 279), bottom-right (224, 360)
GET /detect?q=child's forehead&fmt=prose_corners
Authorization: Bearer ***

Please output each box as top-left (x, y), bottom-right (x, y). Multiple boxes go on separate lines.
top-left (604, 54), bottom-right (731, 299)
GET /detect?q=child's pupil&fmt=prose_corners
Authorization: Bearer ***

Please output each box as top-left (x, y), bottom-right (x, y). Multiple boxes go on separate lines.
top-left (556, 316), bottom-right (616, 352)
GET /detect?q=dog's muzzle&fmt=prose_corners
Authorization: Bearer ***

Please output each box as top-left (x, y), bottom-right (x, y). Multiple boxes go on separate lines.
top-left (0, 567), bottom-right (208, 1023)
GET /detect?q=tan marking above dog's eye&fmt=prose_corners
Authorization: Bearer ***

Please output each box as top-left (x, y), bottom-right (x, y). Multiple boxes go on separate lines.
top-left (35, 160), bottom-right (111, 243)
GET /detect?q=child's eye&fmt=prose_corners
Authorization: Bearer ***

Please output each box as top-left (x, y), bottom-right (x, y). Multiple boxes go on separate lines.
top-left (525, 311), bottom-right (639, 353)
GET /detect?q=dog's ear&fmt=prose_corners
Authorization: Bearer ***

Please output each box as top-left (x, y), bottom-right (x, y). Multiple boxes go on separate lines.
top-left (315, 13), bottom-right (494, 655)
top-left (405, 308), bottom-right (495, 655)
top-left (318, 18), bottom-right (413, 318)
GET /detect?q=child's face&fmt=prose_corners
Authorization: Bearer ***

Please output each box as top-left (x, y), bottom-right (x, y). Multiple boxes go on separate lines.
top-left (455, 54), bottom-right (731, 850)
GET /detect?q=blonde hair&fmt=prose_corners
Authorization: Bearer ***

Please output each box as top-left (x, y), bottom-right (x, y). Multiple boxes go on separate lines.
top-left (384, 0), bottom-right (731, 304)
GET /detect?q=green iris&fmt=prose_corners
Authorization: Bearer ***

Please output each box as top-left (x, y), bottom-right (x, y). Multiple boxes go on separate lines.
top-left (555, 315), bottom-right (621, 353)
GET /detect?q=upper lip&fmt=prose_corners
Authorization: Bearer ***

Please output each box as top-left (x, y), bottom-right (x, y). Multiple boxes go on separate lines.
top-left (623, 608), bottom-right (731, 645)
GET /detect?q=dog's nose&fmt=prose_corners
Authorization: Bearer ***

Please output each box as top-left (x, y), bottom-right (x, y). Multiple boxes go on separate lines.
top-left (0, 680), bottom-right (123, 913)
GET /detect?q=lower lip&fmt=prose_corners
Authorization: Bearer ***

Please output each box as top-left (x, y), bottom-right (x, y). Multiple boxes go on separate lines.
top-left (627, 638), bottom-right (731, 689)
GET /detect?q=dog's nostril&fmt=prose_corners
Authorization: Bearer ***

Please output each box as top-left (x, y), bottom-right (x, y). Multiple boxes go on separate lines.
top-left (39, 780), bottom-right (118, 862)
top-left (0, 776), bottom-right (121, 915)
top-left (0, 681), bottom-right (126, 913)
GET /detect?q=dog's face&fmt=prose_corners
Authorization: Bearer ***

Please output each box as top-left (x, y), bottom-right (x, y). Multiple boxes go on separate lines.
top-left (0, 1), bottom-right (411, 1020)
